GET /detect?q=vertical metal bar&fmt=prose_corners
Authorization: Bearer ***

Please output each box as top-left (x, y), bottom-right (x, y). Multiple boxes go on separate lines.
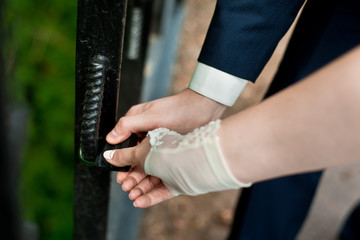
top-left (74, 0), bottom-right (128, 239)
top-left (140, 0), bottom-right (185, 102)
top-left (117, 0), bottom-right (153, 116)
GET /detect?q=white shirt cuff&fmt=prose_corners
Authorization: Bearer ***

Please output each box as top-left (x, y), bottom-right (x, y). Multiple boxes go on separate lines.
top-left (189, 62), bottom-right (248, 106)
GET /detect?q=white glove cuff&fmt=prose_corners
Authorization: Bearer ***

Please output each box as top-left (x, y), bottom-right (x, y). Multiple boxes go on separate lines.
top-left (144, 120), bottom-right (251, 196)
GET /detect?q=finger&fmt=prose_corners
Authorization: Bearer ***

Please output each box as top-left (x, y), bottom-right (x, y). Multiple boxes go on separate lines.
top-left (106, 113), bottom-right (156, 144)
top-left (116, 171), bottom-right (130, 184)
top-left (121, 166), bottom-right (148, 192)
top-left (128, 175), bottom-right (162, 200)
top-left (133, 184), bottom-right (175, 208)
top-left (106, 115), bottom-right (138, 144)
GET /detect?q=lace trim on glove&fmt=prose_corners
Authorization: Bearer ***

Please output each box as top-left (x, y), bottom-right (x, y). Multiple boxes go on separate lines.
top-left (147, 128), bottom-right (181, 150)
top-left (147, 120), bottom-right (221, 151)
top-left (178, 120), bottom-right (220, 148)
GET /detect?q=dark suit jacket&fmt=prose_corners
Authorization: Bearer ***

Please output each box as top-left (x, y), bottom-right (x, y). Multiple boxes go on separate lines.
top-left (198, 0), bottom-right (306, 82)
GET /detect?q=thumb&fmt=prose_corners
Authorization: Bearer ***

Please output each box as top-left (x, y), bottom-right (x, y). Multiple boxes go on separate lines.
top-left (103, 147), bottom-right (137, 167)
top-left (106, 114), bottom-right (154, 144)
top-left (103, 138), bottom-right (150, 169)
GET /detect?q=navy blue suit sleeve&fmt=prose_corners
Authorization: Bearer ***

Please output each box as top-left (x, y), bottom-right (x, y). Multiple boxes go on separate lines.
top-left (198, 0), bottom-right (305, 82)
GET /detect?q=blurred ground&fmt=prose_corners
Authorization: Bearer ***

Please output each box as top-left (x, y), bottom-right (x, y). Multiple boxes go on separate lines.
top-left (138, 0), bottom-right (360, 239)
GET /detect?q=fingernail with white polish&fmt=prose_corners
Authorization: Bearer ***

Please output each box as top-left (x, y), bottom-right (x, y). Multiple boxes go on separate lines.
top-left (103, 150), bottom-right (115, 160)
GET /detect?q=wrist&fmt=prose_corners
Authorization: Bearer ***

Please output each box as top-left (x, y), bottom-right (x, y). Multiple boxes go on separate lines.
top-left (184, 88), bottom-right (227, 120)
top-left (217, 118), bottom-right (255, 184)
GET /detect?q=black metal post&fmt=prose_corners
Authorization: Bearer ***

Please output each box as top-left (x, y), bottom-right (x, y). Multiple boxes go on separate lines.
top-left (74, 0), bottom-right (128, 239)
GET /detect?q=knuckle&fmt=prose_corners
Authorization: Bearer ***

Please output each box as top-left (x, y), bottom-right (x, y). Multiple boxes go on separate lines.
top-left (119, 148), bottom-right (135, 166)
top-left (133, 186), bottom-right (145, 196)
top-left (127, 175), bottom-right (138, 186)
top-left (116, 117), bottom-right (131, 133)
top-left (118, 117), bottom-right (127, 128)
top-left (130, 148), bottom-right (138, 165)
top-left (127, 105), bottom-right (138, 115)
top-left (112, 150), bottom-right (120, 162)
top-left (149, 176), bottom-right (161, 186)
top-left (145, 195), bottom-right (152, 207)
top-left (133, 147), bottom-right (140, 159)
top-left (148, 178), bottom-right (155, 189)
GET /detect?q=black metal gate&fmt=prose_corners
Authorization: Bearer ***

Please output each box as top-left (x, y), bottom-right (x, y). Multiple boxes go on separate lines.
top-left (74, 0), bottom-right (184, 239)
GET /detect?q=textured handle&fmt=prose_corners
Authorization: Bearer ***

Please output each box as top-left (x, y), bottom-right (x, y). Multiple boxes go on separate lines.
top-left (80, 55), bottom-right (108, 163)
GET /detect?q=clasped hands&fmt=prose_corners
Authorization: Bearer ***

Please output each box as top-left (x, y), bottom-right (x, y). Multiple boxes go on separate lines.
top-left (103, 89), bottom-right (228, 208)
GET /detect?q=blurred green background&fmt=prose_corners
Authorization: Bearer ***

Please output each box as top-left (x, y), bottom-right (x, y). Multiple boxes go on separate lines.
top-left (4, 0), bottom-right (77, 239)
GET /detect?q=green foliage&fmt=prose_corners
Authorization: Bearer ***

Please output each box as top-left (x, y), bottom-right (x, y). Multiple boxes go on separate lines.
top-left (5, 0), bottom-right (77, 239)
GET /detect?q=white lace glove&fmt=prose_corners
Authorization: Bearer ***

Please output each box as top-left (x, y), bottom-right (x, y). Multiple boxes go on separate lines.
top-left (144, 120), bottom-right (251, 196)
